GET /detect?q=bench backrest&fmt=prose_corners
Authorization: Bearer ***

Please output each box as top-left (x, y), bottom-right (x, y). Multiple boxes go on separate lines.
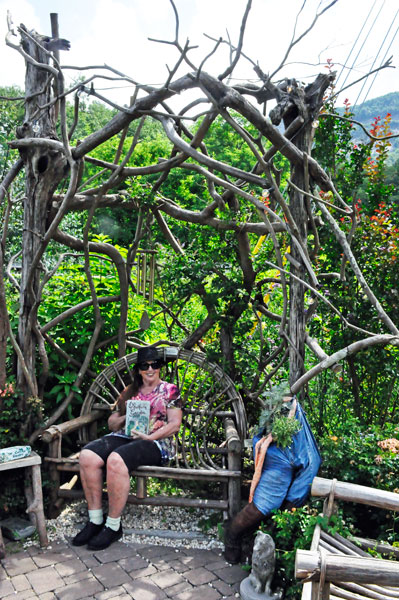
top-left (80, 346), bottom-right (247, 470)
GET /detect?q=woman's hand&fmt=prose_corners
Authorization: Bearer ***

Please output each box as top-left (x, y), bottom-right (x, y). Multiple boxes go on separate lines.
top-left (131, 408), bottom-right (183, 442)
top-left (129, 430), bottom-right (151, 441)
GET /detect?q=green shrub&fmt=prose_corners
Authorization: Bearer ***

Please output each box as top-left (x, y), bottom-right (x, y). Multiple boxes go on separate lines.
top-left (0, 383), bottom-right (25, 447)
top-left (319, 417), bottom-right (399, 493)
top-left (318, 415), bottom-right (399, 540)
top-left (260, 503), bottom-right (354, 598)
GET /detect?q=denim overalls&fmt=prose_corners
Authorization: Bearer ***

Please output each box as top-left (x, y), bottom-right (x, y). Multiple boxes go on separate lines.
top-left (252, 403), bottom-right (321, 515)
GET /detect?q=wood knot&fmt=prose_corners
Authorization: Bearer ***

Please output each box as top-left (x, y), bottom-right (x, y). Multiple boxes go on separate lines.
top-left (16, 122), bottom-right (32, 139)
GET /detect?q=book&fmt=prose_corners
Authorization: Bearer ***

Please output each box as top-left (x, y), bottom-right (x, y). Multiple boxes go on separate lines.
top-left (0, 446), bottom-right (31, 463)
top-left (125, 399), bottom-right (150, 436)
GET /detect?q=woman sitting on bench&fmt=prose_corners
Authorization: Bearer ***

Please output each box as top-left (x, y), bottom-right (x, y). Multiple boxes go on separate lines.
top-left (72, 346), bottom-right (182, 550)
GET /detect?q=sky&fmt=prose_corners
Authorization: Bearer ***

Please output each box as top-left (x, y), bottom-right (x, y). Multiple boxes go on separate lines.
top-left (0, 0), bottom-right (398, 112)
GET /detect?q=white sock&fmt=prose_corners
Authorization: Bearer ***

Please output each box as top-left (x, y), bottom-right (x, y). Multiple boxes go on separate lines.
top-left (88, 508), bottom-right (103, 525)
top-left (105, 515), bottom-right (121, 531)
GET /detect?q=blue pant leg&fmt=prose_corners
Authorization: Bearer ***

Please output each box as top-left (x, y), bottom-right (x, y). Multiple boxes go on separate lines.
top-left (285, 405), bottom-right (321, 506)
top-left (252, 443), bottom-right (295, 516)
top-left (284, 454), bottom-right (321, 506)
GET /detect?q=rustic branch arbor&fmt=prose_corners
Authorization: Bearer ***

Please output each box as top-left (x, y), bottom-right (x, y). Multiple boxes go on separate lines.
top-left (1, 1), bottom-right (398, 440)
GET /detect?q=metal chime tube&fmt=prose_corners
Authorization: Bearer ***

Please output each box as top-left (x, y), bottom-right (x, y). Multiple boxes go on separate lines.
top-left (141, 253), bottom-right (147, 296)
top-left (149, 254), bottom-right (155, 303)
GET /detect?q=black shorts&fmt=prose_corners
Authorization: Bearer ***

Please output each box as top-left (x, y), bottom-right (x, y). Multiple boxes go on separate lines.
top-left (84, 435), bottom-right (162, 472)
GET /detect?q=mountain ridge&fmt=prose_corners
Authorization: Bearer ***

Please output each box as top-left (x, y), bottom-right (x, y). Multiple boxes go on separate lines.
top-left (339, 91), bottom-right (399, 161)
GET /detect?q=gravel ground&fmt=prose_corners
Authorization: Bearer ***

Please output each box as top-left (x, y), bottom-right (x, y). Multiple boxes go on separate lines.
top-left (43, 500), bottom-right (225, 551)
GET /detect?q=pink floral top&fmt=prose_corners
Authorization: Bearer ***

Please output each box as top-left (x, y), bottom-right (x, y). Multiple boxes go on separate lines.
top-left (112, 381), bottom-right (182, 463)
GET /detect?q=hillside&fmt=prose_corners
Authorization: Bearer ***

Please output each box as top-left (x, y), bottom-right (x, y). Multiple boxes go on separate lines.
top-left (340, 91), bottom-right (399, 162)
top-left (351, 91), bottom-right (399, 128)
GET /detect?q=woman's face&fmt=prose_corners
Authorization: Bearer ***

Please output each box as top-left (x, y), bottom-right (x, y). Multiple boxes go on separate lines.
top-left (138, 360), bottom-right (162, 387)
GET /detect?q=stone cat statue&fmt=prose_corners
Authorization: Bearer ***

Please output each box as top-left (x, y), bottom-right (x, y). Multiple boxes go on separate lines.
top-left (240, 530), bottom-right (283, 599)
top-left (249, 531), bottom-right (276, 594)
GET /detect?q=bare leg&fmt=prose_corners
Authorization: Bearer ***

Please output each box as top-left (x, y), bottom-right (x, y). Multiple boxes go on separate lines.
top-left (106, 452), bottom-right (131, 518)
top-left (79, 449), bottom-right (104, 510)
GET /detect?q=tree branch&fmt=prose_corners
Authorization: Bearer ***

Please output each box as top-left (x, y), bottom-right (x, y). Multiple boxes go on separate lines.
top-left (269, 0), bottom-right (338, 80)
top-left (317, 201), bottom-right (399, 335)
top-left (218, 0), bottom-right (252, 81)
top-left (0, 159), bottom-right (24, 204)
top-left (41, 295), bottom-right (121, 335)
top-left (320, 111), bottom-right (399, 141)
top-left (292, 335), bottom-right (399, 393)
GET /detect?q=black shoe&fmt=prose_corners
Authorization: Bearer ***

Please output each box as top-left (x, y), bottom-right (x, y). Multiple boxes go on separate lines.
top-left (87, 525), bottom-right (123, 550)
top-left (72, 521), bottom-right (104, 546)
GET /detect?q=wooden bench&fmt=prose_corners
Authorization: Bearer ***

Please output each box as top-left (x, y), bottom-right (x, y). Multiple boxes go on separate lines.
top-left (42, 346), bottom-right (247, 519)
top-left (295, 476), bottom-right (399, 599)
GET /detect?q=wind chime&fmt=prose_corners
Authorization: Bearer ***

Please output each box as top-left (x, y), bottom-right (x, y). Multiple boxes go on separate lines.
top-left (136, 249), bottom-right (157, 304)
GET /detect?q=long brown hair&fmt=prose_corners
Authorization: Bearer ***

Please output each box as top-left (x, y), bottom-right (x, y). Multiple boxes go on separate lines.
top-left (116, 366), bottom-right (142, 415)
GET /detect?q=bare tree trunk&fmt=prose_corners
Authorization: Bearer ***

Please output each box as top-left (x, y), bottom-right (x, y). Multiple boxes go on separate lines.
top-left (272, 76), bottom-right (332, 387)
top-left (17, 27), bottom-right (67, 405)
top-left (0, 244), bottom-right (9, 394)
top-left (270, 82), bottom-right (311, 386)
top-left (288, 124), bottom-right (309, 384)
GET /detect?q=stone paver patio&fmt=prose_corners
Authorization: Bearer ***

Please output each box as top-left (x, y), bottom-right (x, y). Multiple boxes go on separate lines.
top-left (0, 539), bottom-right (245, 599)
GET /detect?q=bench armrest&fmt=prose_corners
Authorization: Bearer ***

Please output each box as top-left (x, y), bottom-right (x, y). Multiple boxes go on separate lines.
top-left (41, 410), bottom-right (104, 443)
top-left (224, 418), bottom-right (241, 454)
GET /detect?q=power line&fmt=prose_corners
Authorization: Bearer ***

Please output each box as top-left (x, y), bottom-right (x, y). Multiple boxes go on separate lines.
top-left (353, 5), bottom-right (398, 107)
top-left (338, 0), bottom-right (385, 94)
top-left (335, 0), bottom-right (377, 88)
top-left (358, 14), bottom-right (399, 106)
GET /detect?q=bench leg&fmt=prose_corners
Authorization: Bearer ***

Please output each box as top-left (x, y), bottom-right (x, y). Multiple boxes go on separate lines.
top-left (0, 527), bottom-right (5, 559)
top-left (136, 476), bottom-right (147, 499)
top-left (227, 449), bottom-right (242, 520)
top-left (46, 439), bottom-right (63, 518)
top-left (26, 465), bottom-right (48, 548)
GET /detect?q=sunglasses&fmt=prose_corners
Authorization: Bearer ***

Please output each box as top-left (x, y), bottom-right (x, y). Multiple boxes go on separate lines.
top-left (138, 360), bottom-right (163, 371)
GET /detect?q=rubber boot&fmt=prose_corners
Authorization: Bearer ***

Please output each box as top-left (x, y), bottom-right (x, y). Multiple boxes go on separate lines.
top-left (223, 502), bottom-right (265, 564)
